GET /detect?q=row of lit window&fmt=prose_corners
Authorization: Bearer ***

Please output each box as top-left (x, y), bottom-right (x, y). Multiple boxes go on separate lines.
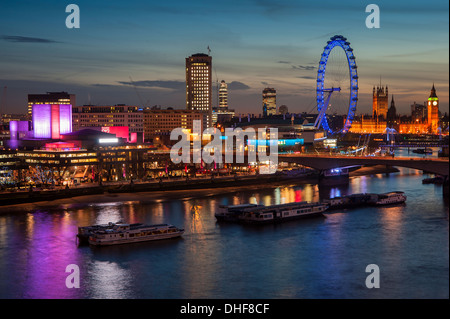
top-left (60, 153), bottom-right (97, 158)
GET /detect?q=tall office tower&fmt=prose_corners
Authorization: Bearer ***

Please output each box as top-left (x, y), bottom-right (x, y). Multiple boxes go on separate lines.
top-left (186, 53), bottom-right (212, 128)
top-left (262, 88), bottom-right (276, 117)
top-left (372, 85), bottom-right (388, 119)
top-left (427, 84), bottom-right (439, 134)
top-left (28, 92), bottom-right (76, 121)
top-left (218, 80), bottom-right (228, 111)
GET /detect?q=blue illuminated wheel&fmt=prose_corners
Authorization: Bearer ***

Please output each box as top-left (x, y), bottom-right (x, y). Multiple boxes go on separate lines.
top-left (316, 35), bottom-right (358, 134)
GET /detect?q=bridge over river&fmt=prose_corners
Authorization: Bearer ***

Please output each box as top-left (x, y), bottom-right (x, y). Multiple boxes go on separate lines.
top-left (278, 154), bottom-right (449, 177)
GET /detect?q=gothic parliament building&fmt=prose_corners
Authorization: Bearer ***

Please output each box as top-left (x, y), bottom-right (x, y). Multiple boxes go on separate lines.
top-left (349, 84), bottom-right (445, 135)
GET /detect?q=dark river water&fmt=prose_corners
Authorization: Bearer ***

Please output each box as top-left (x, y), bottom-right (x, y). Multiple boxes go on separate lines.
top-left (0, 149), bottom-right (448, 299)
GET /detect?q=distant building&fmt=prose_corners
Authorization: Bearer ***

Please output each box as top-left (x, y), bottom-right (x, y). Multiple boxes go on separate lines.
top-left (186, 53), bottom-right (212, 128)
top-left (387, 96), bottom-right (397, 128)
top-left (350, 84), bottom-right (442, 135)
top-left (372, 85), bottom-right (388, 119)
top-left (1, 113), bottom-right (28, 124)
top-left (143, 108), bottom-right (203, 145)
top-left (219, 80), bottom-right (228, 110)
top-left (72, 105), bottom-right (143, 137)
top-left (262, 88), bottom-right (276, 117)
top-left (212, 80), bottom-right (235, 125)
top-left (427, 84), bottom-right (439, 135)
top-left (278, 105), bottom-right (288, 115)
top-left (28, 92), bottom-right (75, 121)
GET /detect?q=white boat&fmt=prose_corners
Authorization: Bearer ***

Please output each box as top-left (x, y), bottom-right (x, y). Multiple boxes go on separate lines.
top-left (88, 223), bottom-right (184, 246)
top-left (77, 222), bottom-right (142, 244)
top-left (375, 191), bottom-right (407, 205)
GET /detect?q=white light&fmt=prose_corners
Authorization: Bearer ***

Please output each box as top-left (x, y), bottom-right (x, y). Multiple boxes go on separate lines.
top-left (99, 138), bottom-right (118, 144)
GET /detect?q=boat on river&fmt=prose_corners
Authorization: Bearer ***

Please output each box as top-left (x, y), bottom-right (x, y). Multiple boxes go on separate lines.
top-left (86, 223), bottom-right (184, 246)
top-left (215, 202), bottom-right (328, 224)
top-left (323, 193), bottom-right (379, 210)
top-left (374, 191), bottom-right (407, 205)
top-left (77, 222), bottom-right (144, 244)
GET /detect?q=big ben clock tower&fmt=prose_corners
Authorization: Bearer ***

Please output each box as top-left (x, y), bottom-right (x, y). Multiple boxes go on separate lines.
top-left (427, 84), bottom-right (439, 135)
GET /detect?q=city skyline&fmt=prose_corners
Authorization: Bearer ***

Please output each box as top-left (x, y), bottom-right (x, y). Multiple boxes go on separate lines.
top-left (0, 0), bottom-right (448, 116)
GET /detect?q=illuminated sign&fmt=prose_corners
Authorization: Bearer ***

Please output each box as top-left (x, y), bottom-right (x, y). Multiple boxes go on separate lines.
top-left (101, 126), bottom-right (129, 141)
top-left (99, 138), bottom-right (119, 144)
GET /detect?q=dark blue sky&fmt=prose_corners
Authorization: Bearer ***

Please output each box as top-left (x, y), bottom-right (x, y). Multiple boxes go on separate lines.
top-left (0, 0), bottom-right (448, 115)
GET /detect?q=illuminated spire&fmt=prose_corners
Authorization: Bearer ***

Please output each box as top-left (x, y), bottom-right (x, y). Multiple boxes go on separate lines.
top-left (429, 83), bottom-right (437, 98)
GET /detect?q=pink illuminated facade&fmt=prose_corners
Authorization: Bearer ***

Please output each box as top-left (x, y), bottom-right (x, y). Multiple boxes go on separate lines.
top-left (101, 126), bottom-right (129, 141)
top-left (32, 104), bottom-right (72, 139)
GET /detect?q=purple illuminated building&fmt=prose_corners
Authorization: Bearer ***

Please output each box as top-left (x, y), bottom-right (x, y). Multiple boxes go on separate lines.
top-left (32, 104), bottom-right (72, 139)
top-left (9, 121), bottom-right (31, 140)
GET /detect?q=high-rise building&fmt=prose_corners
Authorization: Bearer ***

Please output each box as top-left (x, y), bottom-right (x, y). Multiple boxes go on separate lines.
top-left (28, 92), bottom-right (76, 121)
top-left (372, 86), bottom-right (388, 119)
top-left (219, 80), bottom-right (228, 110)
top-left (262, 88), bottom-right (276, 117)
top-left (427, 84), bottom-right (439, 134)
top-left (186, 53), bottom-right (212, 128)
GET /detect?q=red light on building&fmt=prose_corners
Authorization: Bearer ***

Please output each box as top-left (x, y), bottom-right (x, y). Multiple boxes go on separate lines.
top-left (44, 142), bottom-right (80, 151)
top-left (101, 126), bottom-right (129, 141)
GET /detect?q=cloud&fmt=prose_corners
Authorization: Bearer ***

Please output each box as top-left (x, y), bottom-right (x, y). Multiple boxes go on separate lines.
top-left (277, 61), bottom-right (291, 64)
top-left (297, 76), bottom-right (316, 80)
top-left (227, 81), bottom-right (251, 90)
top-left (117, 80), bottom-right (185, 90)
top-left (0, 35), bottom-right (60, 43)
top-left (291, 65), bottom-right (316, 71)
top-left (91, 84), bottom-right (119, 88)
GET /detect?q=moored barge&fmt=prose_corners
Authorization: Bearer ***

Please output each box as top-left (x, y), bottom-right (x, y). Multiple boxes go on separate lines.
top-left (88, 223), bottom-right (184, 246)
top-left (215, 201), bottom-right (328, 224)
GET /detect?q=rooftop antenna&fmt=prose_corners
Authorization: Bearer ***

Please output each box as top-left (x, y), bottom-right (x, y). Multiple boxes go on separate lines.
top-left (129, 76), bottom-right (145, 107)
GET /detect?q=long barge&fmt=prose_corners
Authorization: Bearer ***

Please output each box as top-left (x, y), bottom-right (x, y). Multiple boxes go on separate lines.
top-left (215, 201), bottom-right (328, 224)
top-left (88, 223), bottom-right (184, 246)
top-left (323, 191), bottom-right (406, 209)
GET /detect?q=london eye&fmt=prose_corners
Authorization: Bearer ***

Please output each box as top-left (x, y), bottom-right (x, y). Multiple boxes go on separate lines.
top-left (315, 35), bottom-right (359, 134)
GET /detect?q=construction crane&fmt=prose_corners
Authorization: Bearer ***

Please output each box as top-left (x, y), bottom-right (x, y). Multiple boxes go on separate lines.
top-left (1, 86), bottom-right (6, 118)
top-left (128, 76), bottom-right (145, 108)
top-left (208, 45), bottom-right (220, 108)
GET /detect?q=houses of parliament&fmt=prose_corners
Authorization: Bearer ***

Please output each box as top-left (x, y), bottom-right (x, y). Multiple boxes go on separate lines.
top-left (349, 84), bottom-right (444, 135)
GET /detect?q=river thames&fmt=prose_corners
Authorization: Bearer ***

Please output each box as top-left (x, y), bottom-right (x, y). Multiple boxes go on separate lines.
top-left (0, 150), bottom-right (448, 299)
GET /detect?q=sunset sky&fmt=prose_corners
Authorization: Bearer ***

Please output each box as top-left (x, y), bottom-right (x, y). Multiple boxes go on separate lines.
top-left (0, 0), bottom-right (448, 116)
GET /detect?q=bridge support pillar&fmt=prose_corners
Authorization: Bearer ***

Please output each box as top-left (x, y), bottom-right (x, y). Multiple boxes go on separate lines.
top-left (443, 176), bottom-right (449, 196)
top-left (319, 168), bottom-right (349, 186)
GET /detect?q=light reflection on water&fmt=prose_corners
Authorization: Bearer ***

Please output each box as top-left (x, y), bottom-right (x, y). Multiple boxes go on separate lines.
top-left (0, 164), bottom-right (448, 299)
